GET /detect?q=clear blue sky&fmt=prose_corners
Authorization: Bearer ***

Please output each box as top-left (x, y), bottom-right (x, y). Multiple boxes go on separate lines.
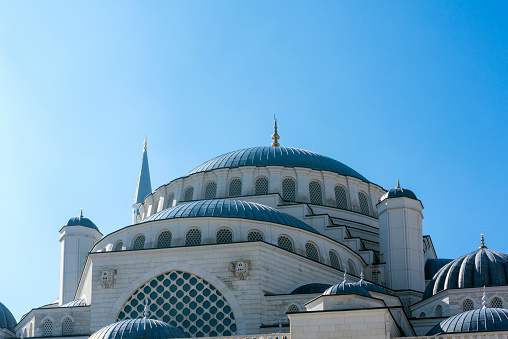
top-left (1, 1), bottom-right (507, 321)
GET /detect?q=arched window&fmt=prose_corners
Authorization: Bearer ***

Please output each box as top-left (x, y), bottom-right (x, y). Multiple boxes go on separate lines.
top-left (43, 319), bottom-right (53, 337)
top-left (156, 231), bottom-right (172, 248)
top-left (216, 229), bottom-right (233, 244)
top-left (435, 305), bottom-right (443, 317)
top-left (282, 178), bottom-right (296, 202)
top-left (491, 297), bottom-right (503, 308)
top-left (166, 193), bottom-right (175, 208)
top-left (29, 323), bottom-right (33, 337)
top-left (23, 329), bottom-right (26, 338)
top-left (204, 182), bottom-right (217, 199)
top-left (247, 230), bottom-right (264, 242)
top-left (228, 179), bottom-right (242, 197)
top-left (347, 260), bottom-right (356, 276)
top-left (184, 187), bottom-right (194, 201)
top-left (309, 181), bottom-right (323, 205)
top-left (132, 235), bottom-right (145, 250)
top-left (335, 185), bottom-right (348, 209)
top-left (113, 241), bottom-right (123, 252)
top-left (419, 312), bottom-right (426, 318)
top-left (62, 318), bottom-right (73, 336)
top-left (185, 229), bottom-right (202, 246)
top-left (463, 299), bottom-right (474, 311)
top-left (305, 242), bottom-right (319, 262)
top-left (329, 250), bottom-right (341, 269)
top-left (255, 177), bottom-right (269, 195)
top-left (358, 192), bottom-right (370, 215)
top-left (277, 235), bottom-right (293, 252)
top-left (287, 305), bottom-right (299, 313)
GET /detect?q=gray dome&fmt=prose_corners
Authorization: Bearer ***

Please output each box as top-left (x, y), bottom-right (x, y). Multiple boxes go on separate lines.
top-left (0, 301), bottom-right (16, 332)
top-left (143, 199), bottom-right (320, 234)
top-left (380, 186), bottom-right (418, 201)
top-left (423, 248), bottom-right (508, 299)
top-left (65, 213), bottom-right (99, 231)
top-left (323, 281), bottom-right (372, 298)
top-left (89, 318), bottom-right (189, 339)
top-left (186, 146), bottom-right (369, 182)
top-left (354, 278), bottom-right (387, 294)
top-left (427, 308), bottom-right (508, 335)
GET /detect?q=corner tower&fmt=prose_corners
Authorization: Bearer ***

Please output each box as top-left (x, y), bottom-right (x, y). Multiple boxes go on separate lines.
top-left (377, 180), bottom-right (424, 309)
top-left (132, 137), bottom-right (152, 224)
top-left (59, 210), bottom-right (102, 305)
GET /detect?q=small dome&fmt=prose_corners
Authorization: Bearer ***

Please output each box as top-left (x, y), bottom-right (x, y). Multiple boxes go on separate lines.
top-left (61, 299), bottom-right (86, 307)
top-left (423, 247), bottom-right (508, 299)
top-left (380, 185), bottom-right (418, 201)
top-left (354, 274), bottom-right (387, 294)
top-left (65, 211), bottom-right (99, 231)
top-left (0, 301), bottom-right (17, 332)
top-left (89, 318), bottom-right (189, 339)
top-left (323, 280), bottom-right (372, 298)
top-left (427, 308), bottom-right (508, 335)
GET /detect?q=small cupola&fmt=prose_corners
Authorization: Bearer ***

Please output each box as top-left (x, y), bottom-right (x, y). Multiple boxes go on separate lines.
top-left (379, 179), bottom-right (418, 202)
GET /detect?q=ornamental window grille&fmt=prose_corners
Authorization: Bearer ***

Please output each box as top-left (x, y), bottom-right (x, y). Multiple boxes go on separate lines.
top-left (132, 235), bottom-right (145, 250)
top-left (435, 305), bottom-right (443, 317)
top-left (329, 250), bottom-right (341, 269)
top-left (228, 179), bottom-right (242, 197)
top-left (156, 231), bottom-right (172, 248)
top-left (358, 192), bottom-right (370, 215)
top-left (185, 229), bottom-right (202, 246)
top-left (277, 236), bottom-right (293, 252)
top-left (282, 178), bottom-right (296, 202)
top-left (113, 241), bottom-right (123, 251)
top-left (347, 260), bottom-right (356, 276)
top-left (305, 243), bottom-right (319, 262)
top-left (62, 318), bottom-right (73, 336)
top-left (335, 185), bottom-right (348, 210)
top-left (255, 177), bottom-right (269, 195)
top-left (309, 181), bottom-right (323, 205)
top-left (166, 193), bottom-right (175, 208)
top-left (42, 320), bottom-right (52, 337)
top-left (247, 230), bottom-right (264, 242)
top-left (216, 229), bottom-right (233, 244)
top-left (204, 182), bottom-right (217, 199)
top-left (287, 305), bottom-right (299, 313)
top-left (491, 297), bottom-right (503, 308)
top-left (184, 187), bottom-right (194, 201)
top-left (117, 270), bottom-right (237, 337)
top-left (419, 312), bottom-right (426, 318)
top-left (463, 299), bottom-right (474, 311)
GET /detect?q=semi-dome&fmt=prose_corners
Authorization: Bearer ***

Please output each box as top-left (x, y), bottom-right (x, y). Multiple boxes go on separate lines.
top-left (89, 318), bottom-right (189, 339)
top-left (142, 199), bottom-right (320, 234)
top-left (0, 301), bottom-right (17, 332)
top-left (379, 180), bottom-right (417, 201)
top-left (65, 210), bottom-right (99, 231)
top-left (354, 273), bottom-right (386, 294)
top-left (427, 307), bottom-right (508, 335)
top-left (423, 247), bottom-right (508, 299)
top-left (186, 146), bottom-right (369, 182)
top-left (323, 276), bottom-right (372, 298)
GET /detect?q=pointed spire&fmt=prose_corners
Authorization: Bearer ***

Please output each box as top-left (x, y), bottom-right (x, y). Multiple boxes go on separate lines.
top-left (482, 286), bottom-right (487, 309)
top-left (397, 178), bottom-right (400, 188)
top-left (360, 270), bottom-right (364, 282)
top-left (343, 269), bottom-right (348, 283)
top-left (134, 138), bottom-right (152, 204)
top-left (143, 298), bottom-right (150, 319)
top-left (80, 208), bottom-right (83, 218)
top-left (480, 232), bottom-right (487, 249)
top-left (271, 116), bottom-right (280, 147)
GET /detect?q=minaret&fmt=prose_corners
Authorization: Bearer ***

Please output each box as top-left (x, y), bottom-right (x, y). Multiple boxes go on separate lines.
top-left (132, 137), bottom-right (152, 224)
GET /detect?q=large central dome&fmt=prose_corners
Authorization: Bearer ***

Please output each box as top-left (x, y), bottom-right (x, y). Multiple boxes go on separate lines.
top-left (186, 146), bottom-right (368, 182)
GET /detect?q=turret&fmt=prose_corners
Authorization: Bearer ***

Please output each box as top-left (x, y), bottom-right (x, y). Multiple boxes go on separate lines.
top-left (132, 137), bottom-right (152, 224)
top-left (59, 209), bottom-right (102, 305)
top-left (377, 180), bottom-right (424, 310)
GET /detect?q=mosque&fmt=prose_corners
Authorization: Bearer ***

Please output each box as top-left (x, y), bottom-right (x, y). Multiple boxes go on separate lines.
top-left (2, 121), bottom-right (508, 339)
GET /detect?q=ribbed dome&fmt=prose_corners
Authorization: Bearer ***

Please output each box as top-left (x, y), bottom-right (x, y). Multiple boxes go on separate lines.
top-left (0, 301), bottom-right (17, 332)
top-left (65, 213), bottom-right (99, 231)
top-left (89, 318), bottom-right (189, 339)
top-left (423, 248), bottom-right (508, 299)
top-left (323, 281), bottom-right (372, 298)
top-left (142, 199), bottom-right (320, 234)
top-left (379, 186), bottom-right (418, 201)
top-left (354, 277), bottom-right (387, 294)
top-left (186, 146), bottom-right (369, 182)
top-left (427, 308), bottom-right (508, 335)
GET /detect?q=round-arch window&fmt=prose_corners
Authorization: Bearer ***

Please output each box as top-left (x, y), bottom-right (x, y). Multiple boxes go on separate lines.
top-left (463, 299), bottom-right (474, 311)
top-left (185, 229), bottom-right (201, 246)
top-left (419, 312), bottom-right (426, 318)
top-left (305, 243), bottom-right (319, 262)
top-left (278, 236), bottom-right (293, 252)
top-left (118, 270), bottom-right (237, 337)
top-left (334, 185), bottom-right (348, 210)
top-left (347, 260), bottom-right (356, 276)
top-left (62, 318), bottom-right (73, 336)
top-left (156, 231), bottom-right (172, 248)
top-left (255, 177), bottom-right (269, 195)
top-left (435, 305), bottom-right (443, 317)
top-left (204, 182), bottom-right (217, 199)
top-left (166, 193), bottom-right (175, 208)
top-left (113, 241), bottom-right (123, 252)
top-left (247, 230), bottom-right (264, 242)
top-left (282, 178), bottom-right (296, 202)
top-left (287, 305), bottom-right (299, 313)
top-left (309, 181), bottom-right (323, 205)
top-left (329, 250), bottom-right (341, 269)
top-left (228, 179), bottom-right (242, 197)
top-left (132, 235), bottom-right (145, 250)
top-left (358, 192), bottom-right (370, 215)
top-left (491, 297), bottom-right (503, 308)
top-left (216, 229), bottom-right (233, 244)
top-left (184, 187), bottom-right (194, 201)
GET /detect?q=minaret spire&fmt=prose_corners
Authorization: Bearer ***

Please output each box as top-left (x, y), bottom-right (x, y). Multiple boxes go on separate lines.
top-left (271, 116), bottom-right (280, 147)
top-left (480, 232), bottom-right (486, 249)
top-left (134, 137), bottom-right (152, 205)
top-left (397, 178), bottom-right (400, 188)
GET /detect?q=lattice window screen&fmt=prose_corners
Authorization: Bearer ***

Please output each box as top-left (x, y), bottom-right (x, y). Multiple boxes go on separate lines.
top-left (335, 185), bottom-right (348, 209)
top-left (435, 305), bottom-right (443, 317)
top-left (228, 179), bottom-right (242, 197)
top-left (282, 178), bottom-right (296, 202)
top-left (491, 298), bottom-right (503, 308)
top-left (347, 260), bottom-right (356, 276)
top-left (156, 231), bottom-right (172, 248)
top-left (287, 305), bottom-right (299, 313)
top-left (62, 318), bottom-right (73, 336)
top-left (204, 182), bottom-right (217, 199)
top-left (255, 177), bottom-right (269, 195)
top-left (166, 194), bottom-right (175, 208)
top-left (113, 241), bottom-right (123, 251)
top-left (329, 250), bottom-right (341, 269)
top-left (463, 299), bottom-right (474, 311)
top-left (132, 235), bottom-right (145, 250)
top-left (309, 181), bottom-right (323, 205)
top-left (43, 320), bottom-right (52, 337)
top-left (419, 312), bottom-right (426, 318)
top-left (305, 243), bottom-right (319, 262)
top-left (185, 229), bottom-right (202, 246)
top-left (216, 229), bottom-right (233, 244)
top-left (358, 192), bottom-right (370, 215)
top-left (247, 231), bottom-right (264, 242)
top-left (184, 187), bottom-right (194, 201)
top-left (277, 236), bottom-right (293, 252)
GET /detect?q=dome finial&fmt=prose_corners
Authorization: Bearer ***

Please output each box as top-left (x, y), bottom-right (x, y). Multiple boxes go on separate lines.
top-left (343, 268), bottom-right (348, 283)
top-left (482, 286), bottom-right (487, 309)
top-left (143, 299), bottom-right (149, 319)
top-left (80, 208), bottom-right (83, 218)
top-left (397, 178), bottom-right (400, 188)
top-left (271, 116), bottom-right (280, 147)
top-left (143, 136), bottom-right (147, 152)
top-left (360, 270), bottom-right (364, 282)
top-left (480, 232), bottom-right (486, 249)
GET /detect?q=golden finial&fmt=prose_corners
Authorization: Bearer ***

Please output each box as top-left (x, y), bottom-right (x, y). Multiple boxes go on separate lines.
top-left (480, 232), bottom-right (486, 249)
top-left (397, 178), bottom-right (400, 188)
top-left (143, 137), bottom-right (147, 151)
top-left (271, 116), bottom-right (280, 147)
top-left (80, 208), bottom-right (83, 218)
